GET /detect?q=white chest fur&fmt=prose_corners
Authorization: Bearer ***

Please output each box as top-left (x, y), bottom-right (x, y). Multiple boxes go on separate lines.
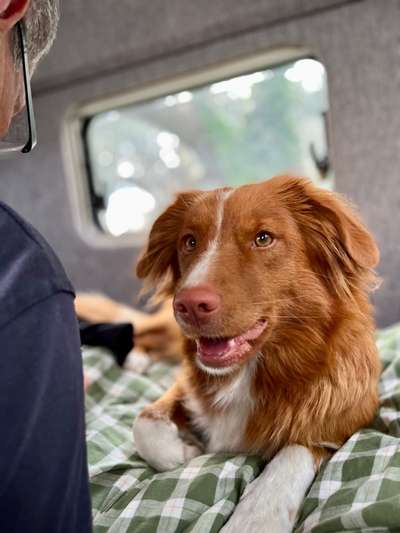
top-left (185, 363), bottom-right (255, 453)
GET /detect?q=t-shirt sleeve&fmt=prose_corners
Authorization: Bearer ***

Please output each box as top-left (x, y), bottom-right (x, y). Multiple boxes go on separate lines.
top-left (0, 202), bottom-right (74, 329)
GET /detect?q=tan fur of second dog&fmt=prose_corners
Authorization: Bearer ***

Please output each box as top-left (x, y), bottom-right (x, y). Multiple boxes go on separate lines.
top-left (75, 292), bottom-right (182, 363)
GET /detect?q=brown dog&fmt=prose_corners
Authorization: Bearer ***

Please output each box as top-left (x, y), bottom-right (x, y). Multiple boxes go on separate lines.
top-left (133, 176), bottom-right (380, 532)
top-left (75, 293), bottom-right (181, 362)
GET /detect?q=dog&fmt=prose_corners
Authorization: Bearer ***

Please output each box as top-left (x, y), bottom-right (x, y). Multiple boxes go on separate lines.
top-left (132, 175), bottom-right (380, 532)
top-left (75, 293), bottom-right (182, 363)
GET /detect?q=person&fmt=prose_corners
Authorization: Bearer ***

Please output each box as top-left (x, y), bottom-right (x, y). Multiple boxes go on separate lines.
top-left (0, 1), bottom-right (92, 531)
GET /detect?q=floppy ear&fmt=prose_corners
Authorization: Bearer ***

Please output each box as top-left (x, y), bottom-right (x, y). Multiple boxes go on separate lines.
top-left (136, 191), bottom-right (203, 297)
top-left (275, 176), bottom-right (380, 297)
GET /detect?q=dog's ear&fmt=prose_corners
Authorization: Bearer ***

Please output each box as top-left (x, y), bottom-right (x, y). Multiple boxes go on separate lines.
top-left (275, 176), bottom-right (380, 297)
top-left (136, 191), bottom-right (203, 297)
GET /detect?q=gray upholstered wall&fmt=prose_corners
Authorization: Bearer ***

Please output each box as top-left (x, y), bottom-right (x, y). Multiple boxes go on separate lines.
top-left (1, 0), bottom-right (399, 326)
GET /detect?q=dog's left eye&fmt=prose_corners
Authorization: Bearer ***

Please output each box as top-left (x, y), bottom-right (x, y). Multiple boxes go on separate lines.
top-left (182, 234), bottom-right (197, 251)
top-left (254, 231), bottom-right (274, 247)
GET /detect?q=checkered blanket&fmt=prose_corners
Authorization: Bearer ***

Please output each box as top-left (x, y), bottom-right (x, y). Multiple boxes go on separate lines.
top-left (84, 322), bottom-right (400, 532)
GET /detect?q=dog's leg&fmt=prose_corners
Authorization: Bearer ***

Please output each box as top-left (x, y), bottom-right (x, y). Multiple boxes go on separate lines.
top-left (75, 292), bottom-right (150, 325)
top-left (76, 292), bottom-right (182, 361)
top-left (133, 380), bottom-right (201, 471)
top-left (220, 445), bottom-right (320, 533)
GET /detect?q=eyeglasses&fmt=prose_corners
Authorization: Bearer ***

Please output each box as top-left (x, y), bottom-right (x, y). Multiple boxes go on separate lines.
top-left (0, 21), bottom-right (37, 157)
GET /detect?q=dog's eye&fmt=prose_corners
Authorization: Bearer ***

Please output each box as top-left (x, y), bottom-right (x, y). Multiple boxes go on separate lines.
top-left (182, 234), bottom-right (197, 251)
top-left (254, 231), bottom-right (273, 247)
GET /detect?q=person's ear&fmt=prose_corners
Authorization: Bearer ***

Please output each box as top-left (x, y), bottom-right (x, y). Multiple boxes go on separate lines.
top-left (0, 0), bottom-right (30, 34)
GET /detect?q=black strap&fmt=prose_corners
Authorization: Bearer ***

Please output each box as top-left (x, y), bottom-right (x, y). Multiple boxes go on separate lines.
top-left (79, 320), bottom-right (134, 367)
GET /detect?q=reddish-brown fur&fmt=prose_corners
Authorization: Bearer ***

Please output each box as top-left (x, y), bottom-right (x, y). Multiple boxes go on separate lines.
top-left (136, 176), bottom-right (381, 462)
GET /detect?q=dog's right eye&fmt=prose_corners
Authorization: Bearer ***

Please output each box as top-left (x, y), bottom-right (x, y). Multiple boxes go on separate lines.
top-left (182, 234), bottom-right (197, 251)
top-left (254, 230), bottom-right (274, 248)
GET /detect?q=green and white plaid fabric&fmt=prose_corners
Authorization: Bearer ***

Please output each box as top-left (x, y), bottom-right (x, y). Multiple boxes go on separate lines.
top-left (84, 322), bottom-right (400, 532)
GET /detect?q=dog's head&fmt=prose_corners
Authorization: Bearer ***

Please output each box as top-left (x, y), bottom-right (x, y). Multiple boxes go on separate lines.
top-left (137, 176), bottom-right (379, 375)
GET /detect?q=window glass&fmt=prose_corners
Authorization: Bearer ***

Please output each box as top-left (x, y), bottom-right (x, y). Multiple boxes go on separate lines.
top-left (85, 58), bottom-right (331, 237)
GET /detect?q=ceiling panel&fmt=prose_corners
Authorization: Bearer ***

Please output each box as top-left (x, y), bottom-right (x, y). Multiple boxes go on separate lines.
top-left (33, 0), bottom-right (359, 91)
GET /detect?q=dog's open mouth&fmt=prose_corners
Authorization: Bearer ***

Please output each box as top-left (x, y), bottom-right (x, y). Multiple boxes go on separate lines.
top-left (196, 320), bottom-right (267, 369)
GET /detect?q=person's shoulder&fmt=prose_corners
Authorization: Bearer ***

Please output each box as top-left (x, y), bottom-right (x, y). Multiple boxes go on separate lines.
top-left (0, 202), bottom-right (75, 328)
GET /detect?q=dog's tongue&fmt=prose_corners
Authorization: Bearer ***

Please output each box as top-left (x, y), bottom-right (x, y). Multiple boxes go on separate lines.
top-left (196, 321), bottom-right (267, 369)
top-left (198, 337), bottom-right (233, 358)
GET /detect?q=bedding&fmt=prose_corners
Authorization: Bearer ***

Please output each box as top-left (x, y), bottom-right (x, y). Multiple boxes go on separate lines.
top-left (84, 323), bottom-right (400, 532)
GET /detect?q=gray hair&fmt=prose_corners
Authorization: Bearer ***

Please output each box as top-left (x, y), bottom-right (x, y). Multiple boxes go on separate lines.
top-left (12, 0), bottom-right (60, 67)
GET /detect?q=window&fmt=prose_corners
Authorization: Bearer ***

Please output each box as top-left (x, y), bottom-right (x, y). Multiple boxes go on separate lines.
top-left (68, 54), bottom-right (331, 244)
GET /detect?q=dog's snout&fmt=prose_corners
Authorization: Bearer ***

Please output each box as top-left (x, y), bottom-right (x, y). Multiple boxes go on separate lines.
top-left (174, 286), bottom-right (221, 324)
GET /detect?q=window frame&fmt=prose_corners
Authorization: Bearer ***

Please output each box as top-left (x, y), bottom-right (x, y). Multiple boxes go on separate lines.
top-left (63, 46), bottom-right (323, 248)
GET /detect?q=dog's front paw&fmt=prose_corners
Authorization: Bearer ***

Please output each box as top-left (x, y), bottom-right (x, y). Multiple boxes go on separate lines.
top-left (133, 413), bottom-right (201, 471)
top-left (220, 477), bottom-right (295, 533)
top-left (221, 497), bottom-right (294, 533)
top-left (221, 503), bottom-right (293, 533)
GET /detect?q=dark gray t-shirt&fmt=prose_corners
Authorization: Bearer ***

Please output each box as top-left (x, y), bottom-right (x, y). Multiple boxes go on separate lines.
top-left (0, 202), bottom-right (92, 532)
top-left (0, 201), bottom-right (75, 326)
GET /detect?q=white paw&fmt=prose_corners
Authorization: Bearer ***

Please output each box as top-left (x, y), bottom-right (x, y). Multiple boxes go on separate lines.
top-left (220, 491), bottom-right (294, 533)
top-left (133, 415), bottom-right (201, 471)
top-left (220, 475), bottom-right (296, 533)
top-left (124, 350), bottom-right (151, 374)
top-left (222, 445), bottom-right (315, 533)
